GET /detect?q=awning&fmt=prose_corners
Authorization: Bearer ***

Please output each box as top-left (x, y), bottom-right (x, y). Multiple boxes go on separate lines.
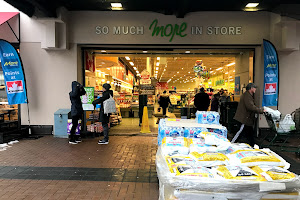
top-left (0, 12), bottom-right (19, 26)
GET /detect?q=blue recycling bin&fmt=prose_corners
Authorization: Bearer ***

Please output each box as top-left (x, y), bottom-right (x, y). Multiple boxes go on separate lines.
top-left (54, 109), bottom-right (71, 138)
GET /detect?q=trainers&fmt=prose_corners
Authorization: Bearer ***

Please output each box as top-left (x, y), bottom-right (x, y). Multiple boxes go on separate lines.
top-left (69, 141), bottom-right (77, 144)
top-left (98, 140), bottom-right (108, 144)
top-left (75, 139), bottom-right (82, 143)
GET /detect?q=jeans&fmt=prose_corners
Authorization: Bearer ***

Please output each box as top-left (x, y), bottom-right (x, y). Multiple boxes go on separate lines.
top-left (70, 115), bottom-right (80, 141)
top-left (234, 124), bottom-right (255, 147)
top-left (103, 123), bottom-right (109, 142)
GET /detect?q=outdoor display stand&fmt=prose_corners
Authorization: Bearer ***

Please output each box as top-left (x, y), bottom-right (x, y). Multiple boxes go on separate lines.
top-left (156, 113), bottom-right (300, 200)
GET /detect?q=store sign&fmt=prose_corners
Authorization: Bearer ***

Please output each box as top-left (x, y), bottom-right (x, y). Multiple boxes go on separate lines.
top-left (140, 84), bottom-right (155, 95)
top-left (81, 87), bottom-right (94, 110)
top-left (0, 39), bottom-right (27, 105)
top-left (140, 70), bottom-right (151, 85)
top-left (262, 40), bottom-right (279, 107)
top-left (95, 19), bottom-right (242, 42)
top-left (215, 79), bottom-right (225, 86)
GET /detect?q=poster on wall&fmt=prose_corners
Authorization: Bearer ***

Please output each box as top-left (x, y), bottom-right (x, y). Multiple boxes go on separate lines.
top-left (0, 39), bottom-right (27, 105)
top-left (262, 39), bottom-right (279, 107)
top-left (234, 76), bottom-right (240, 95)
top-left (85, 51), bottom-right (95, 72)
top-left (81, 87), bottom-right (94, 110)
top-left (140, 70), bottom-right (151, 85)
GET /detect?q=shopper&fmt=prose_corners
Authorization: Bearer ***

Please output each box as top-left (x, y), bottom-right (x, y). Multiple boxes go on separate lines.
top-left (194, 87), bottom-right (210, 111)
top-left (158, 90), bottom-right (171, 117)
top-left (69, 81), bottom-right (86, 144)
top-left (92, 83), bottom-right (113, 144)
top-left (210, 93), bottom-right (220, 112)
top-left (233, 83), bottom-right (265, 147)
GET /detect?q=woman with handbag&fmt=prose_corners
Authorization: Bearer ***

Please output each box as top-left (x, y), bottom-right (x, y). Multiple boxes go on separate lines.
top-left (92, 83), bottom-right (113, 144)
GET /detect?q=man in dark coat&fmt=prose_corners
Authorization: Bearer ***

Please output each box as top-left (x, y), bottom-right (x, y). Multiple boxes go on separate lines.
top-left (69, 81), bottom-right (86, 144)
top-left (233, 83), bottom-right (265, 147)
top-left (158, 90), bottom-right (171, 117)
top-left (194, 87), bottom-right (210, 111)
top-left (92, 83), bottom-right (113, 144)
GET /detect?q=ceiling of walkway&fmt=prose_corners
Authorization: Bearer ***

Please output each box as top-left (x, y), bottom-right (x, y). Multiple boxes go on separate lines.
top-left (4, 0), bottom-right (300, 19)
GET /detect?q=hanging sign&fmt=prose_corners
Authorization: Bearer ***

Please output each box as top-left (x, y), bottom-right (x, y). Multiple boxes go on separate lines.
top-left (0, 39), bottom-right (27, 105)
top-left (140, 70), bottom-right (151, 85)
top-left (235, 76), bottom-right (240, 95)
top-left (81, 87), bottom-right (94, 110)
top-left (262, 39), bottom-right (279, 107)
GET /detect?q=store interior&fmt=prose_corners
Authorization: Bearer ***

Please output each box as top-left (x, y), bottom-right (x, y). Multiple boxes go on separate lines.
top-left (83, 48), bottom-right (254, 134)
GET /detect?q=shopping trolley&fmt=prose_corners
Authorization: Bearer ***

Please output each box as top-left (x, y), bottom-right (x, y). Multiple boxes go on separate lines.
top-left (259, 112), bottom-right (300, 155)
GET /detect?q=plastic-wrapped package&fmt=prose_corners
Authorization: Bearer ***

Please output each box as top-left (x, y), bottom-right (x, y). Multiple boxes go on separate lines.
top-left (207, 126), bottom-right (228, 138)
top-left (170, 165), bottom-right (215, 178)
top-left (189, 152), bottom-right (229, 167)
top-left (161, 137), bottom-right (190, 156)
top-left (214, 165), bottom-right (267, 181)
top-left (156, 146), bottom-right (300, 200)
top-left (225, 143), bottom-right (253, 154)
top-left (196, 111), bottom-right (220, 124)
top-left (252, 166), bottom-right (297, 181)
top-left (183, 127), bottom-right (208, 138)
top-left (165, 155), bottom-right (196, 166)
top-left (228, 149), bottom-right (288, 168)
top-left (189, 138), bottom-right (218, 153)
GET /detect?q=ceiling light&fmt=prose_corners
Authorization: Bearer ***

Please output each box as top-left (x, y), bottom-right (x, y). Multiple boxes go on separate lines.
top-left (156, 67), bottom-right (159, 70)
top-left (177, 72), bottom-right (179, 73)
top-left (101, 50), bottom-right (106, 53)
top-left (245, 3), bottom-right (259, 8)
top-left (188, 72), bottom-right (190, 74)
top-left (225, 72), bottom-right (228, 74)
top-left (125, 57), bottom-right (130, 60)
top-left (185, 51), bottom-right (190, 53)
top-left (229, 76), bottom-right (232, 78)
top-left (129, 62), bottom-right (134, 66)
top-left (233, 70), bottom-right (236, 72)
top-left (107, 68), bottom-right (110, 70)
top-left (133, 67), bottom-right (137, 70)
top-left (111, 3), bottom-right (122, 7)
top-left (157, 57), bottom-right (160, 60)
top-left (210, 68), bottom-right (212, 70)
top-left (136, 71), bottom-right (139, 73)
top-left (143, 51), bottom-right (147, 53)
top-left (216, 67), bottom-right (223, 71)
top-left (156, 62), bottom-right (160, 66)
top-left (182, 68), bottom-right (184, 70)
top-left (226, 62), bottom-right (235, 66)
top-left (164, 69), bottom-right (166, 71)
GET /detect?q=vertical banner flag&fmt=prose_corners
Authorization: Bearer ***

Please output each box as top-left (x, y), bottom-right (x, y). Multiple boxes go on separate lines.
top-left (0, 39), bottom-right (27, 105)
top-left (262, 39), bottom-right (279, 107)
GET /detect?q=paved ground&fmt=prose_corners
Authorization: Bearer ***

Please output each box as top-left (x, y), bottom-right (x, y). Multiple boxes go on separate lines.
top-left (0, 136), bottom-right (159, 200)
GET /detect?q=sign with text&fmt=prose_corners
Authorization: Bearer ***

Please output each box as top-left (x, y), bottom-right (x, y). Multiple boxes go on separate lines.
top-left (140, 84), bottom-right (155, 95)
top-left (262, 40), bottom-right (279, 107)
top-left (235, 76), bottom-right (240, 95)
top-left (0, 39), bottom-right (27, 105)
top-left (81, 87), bottom-right (94, 110)
top-left (140, 70), bottom-right (151, 85)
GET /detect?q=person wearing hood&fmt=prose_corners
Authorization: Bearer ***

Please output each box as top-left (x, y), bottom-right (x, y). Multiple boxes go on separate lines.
top-left (69, 81), bottom-right (86, 144)
top-left (92, 83), bottom-right (113, 144)
top-left (158, 90), bottom-right (171, 117)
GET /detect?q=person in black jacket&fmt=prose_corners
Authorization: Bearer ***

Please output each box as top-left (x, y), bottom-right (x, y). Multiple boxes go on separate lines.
top-left (92, 83), bottom-right (113, 144)
top-left (158, 90), bottom-right (171, 117)
top-left (69, 81), bottom-right (86, 144)
top-left (210, 93), bottom-right (220, 112)
top-left (194, 87), bottom-right (210, 111)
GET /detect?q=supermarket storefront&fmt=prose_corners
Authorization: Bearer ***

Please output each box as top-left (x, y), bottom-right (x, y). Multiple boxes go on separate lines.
top-left (2, 6), bottom-right (298, 131)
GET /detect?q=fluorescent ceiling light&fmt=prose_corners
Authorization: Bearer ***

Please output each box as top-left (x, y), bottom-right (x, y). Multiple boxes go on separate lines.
top-left (225, 72), bottom-right (228, 74)
top-left (185, 51), bottom-right (190, 53)
top-left (233, 70), bottom-right (236, 72)
top-left (177, 72), bottom-right (179, 73)
top-left (246, 3), bottom-right (259, 8)
top-left (125, 56), bottom-right (130, 60)
top-left (216, 67), bottom-right (223, 71)
top-left (188, 72), bottom-right (190, 74)
top-left (129, 62), bottom-right (134, 66)
top-left (226, 62), bottom-right (235, 66)
top-left (111, 3), bottom-right (122, 8)
top-left (157, 57), bottom-right (160, 60)
top-left (101, 50), bottom-right (106, 53)
top-left (143, 51), bottom-right (147, 53)
top-left (133, 67), bottom-right (137, 70)
top-left (156, 67), bottom-right (159, 70)
top-left (156, 62), bottom-right (160, 66)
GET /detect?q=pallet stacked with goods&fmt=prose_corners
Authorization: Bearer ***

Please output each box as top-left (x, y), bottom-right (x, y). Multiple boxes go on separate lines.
top-left (156, 111), bottom-right (300, 200)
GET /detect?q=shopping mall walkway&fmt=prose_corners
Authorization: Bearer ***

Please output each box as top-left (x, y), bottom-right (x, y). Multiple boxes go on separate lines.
top-left (0, 135), bottom-right (159, 199)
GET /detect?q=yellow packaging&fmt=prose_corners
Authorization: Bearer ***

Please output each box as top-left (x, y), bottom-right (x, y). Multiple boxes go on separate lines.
top-left (190, 152), bottom-right (228, 162)
top-left (231, 150), bottom-right (281, 164)
top-left (216, 166), bottom-right (266, 181)
top-left (161, 137), bottom-right (190, 148)
top-left (252, 166), bottom-right (296, 181)
top-left (165, 155), bottom-right (195, 165)
top-left (170, 165), bottom-right (214, 178)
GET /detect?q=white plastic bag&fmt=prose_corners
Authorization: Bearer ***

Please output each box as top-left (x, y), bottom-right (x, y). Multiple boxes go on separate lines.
top-left (277, 114), bottom-right (296, 133)
top-left (103, 95), bottom-right (116, 114)
top-left (264, 107), bottom-right (281, 121)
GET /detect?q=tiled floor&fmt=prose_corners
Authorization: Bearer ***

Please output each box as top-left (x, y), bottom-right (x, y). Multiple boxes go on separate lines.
top-left (0, 136), bottom-right (159, 200)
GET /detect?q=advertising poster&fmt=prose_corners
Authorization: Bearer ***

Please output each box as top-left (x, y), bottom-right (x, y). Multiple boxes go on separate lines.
top-left (0, 39), bottom-right (27, 105)
top-left (81, 87), bottom-right (94, 110)
top-left (262, 40), bottom-right (279, 107)
top-left (234, 76), bottom-right (240, 95)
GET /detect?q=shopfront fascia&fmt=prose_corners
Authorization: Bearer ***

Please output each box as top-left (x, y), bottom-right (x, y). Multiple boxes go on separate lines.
top-left (17, 10), bottom-right (300, 129)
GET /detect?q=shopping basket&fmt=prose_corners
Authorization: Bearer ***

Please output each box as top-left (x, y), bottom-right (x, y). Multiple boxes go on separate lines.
top-left (259, 112), bottom-right (300, 155)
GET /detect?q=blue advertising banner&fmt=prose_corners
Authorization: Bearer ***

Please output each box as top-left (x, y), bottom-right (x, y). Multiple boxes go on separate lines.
top-left (0, 39), bottom-right (27, 105)
top-left (262, 39), bottom-right (279, 107)
top-left (234, 76), bottom-right (240, 95)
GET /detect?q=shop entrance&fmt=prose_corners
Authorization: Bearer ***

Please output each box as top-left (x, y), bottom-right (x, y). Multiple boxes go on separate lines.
top-left (81, 47), bottom-right (255, 135)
